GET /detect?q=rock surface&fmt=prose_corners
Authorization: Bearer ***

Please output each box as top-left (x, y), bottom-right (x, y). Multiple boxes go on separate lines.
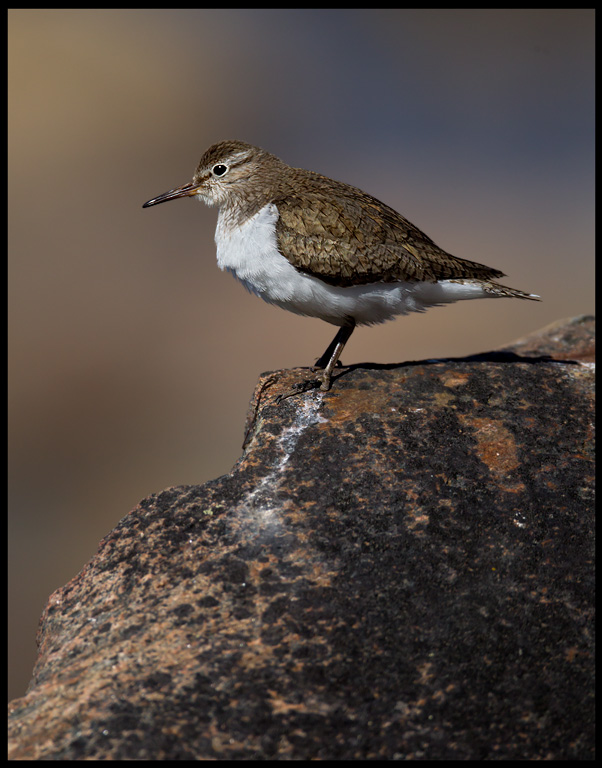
top-left (8, 315), bottom-right (595, 760)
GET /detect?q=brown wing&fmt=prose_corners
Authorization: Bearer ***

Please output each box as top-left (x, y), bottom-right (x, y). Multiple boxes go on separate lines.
top-left (274, 172), bottom-right (505, 287)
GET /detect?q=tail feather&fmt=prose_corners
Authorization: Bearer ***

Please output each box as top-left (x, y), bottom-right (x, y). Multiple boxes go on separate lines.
top-left (443, 278), bottom-right (540, 300)
top-left (484, 281), bottom-right (541, 301)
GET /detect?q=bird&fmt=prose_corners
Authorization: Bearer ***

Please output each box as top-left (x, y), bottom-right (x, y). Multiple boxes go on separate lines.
top-left (143, 140), bottom-right (539, 396)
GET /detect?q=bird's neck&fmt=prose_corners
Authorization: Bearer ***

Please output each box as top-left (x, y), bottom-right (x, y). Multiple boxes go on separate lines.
top-left (217, 187), bottom-right (279, 229)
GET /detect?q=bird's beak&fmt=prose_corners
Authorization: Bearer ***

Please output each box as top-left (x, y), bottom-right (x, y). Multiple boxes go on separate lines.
top-left (142, 181), bottom-right (202, 208)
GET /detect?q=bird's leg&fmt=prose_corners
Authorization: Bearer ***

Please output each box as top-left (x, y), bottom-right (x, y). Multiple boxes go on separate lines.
top-left (274, 320), bottom-right (356, 403)
top-left (313, 321), bottom-right (356, 391)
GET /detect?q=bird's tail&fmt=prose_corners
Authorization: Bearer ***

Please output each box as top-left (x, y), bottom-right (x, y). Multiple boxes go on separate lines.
top-left (482, 281), bottom-right (541, 301)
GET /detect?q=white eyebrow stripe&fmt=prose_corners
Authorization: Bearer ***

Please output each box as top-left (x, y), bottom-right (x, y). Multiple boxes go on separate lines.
top-left (225, 150), bottom-right (254, 166)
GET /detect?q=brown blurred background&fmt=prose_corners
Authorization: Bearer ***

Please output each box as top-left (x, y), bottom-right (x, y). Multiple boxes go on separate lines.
top-left (8, 9), bottom-right (594, 701)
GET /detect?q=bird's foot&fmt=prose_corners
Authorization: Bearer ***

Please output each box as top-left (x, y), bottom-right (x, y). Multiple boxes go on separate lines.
top-left (274, 372), bottom-right (332, 403)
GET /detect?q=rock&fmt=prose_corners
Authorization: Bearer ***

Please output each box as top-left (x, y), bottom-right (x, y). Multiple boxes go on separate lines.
top-left (8, 316), bottom-right (594, 760)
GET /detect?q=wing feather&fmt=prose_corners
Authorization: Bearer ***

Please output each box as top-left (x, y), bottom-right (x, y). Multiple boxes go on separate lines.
top-left (274, 172), bottom-right (504, 287)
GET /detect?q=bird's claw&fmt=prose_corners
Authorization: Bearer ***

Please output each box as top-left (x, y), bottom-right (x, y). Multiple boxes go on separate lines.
top-left (274, 376), bottom-right (328, 403)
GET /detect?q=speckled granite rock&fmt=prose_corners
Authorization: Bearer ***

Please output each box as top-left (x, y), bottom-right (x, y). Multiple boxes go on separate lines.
top-left (8, 316), bottom-right (594, 760)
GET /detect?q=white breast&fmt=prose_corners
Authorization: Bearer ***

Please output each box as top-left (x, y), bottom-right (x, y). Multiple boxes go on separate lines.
top-left (215, 203), bottom-right (297, 303)
top-left (214, 203), bottom-right (499, 327)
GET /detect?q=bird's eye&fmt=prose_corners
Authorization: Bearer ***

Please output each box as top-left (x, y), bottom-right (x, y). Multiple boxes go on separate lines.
top-left (212, 164), bottom-right (228, 177)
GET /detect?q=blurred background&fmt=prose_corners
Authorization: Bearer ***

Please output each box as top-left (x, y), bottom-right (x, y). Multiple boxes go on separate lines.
top-left (8, 9), bottom-right (594, 701)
